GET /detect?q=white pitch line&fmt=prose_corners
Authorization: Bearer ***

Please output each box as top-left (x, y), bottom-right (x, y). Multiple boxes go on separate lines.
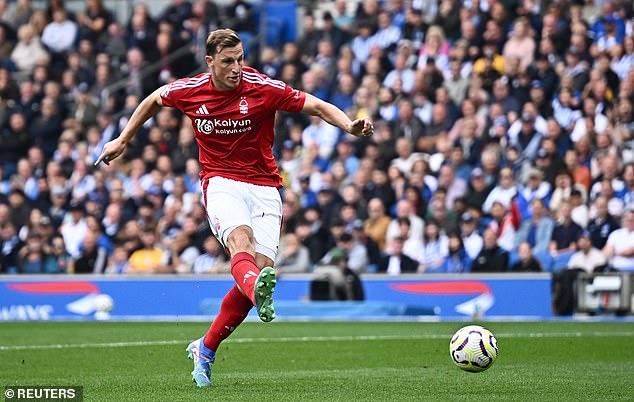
top-left (1, 331), bottom-right (633, 352)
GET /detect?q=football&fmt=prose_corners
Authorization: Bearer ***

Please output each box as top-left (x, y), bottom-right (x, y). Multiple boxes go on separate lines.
top-left (449, 325), bottom-right (498, 372)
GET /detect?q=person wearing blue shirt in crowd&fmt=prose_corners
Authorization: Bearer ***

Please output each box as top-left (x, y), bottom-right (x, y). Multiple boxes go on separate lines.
top-left (428, 232), bottom-right (471, 273)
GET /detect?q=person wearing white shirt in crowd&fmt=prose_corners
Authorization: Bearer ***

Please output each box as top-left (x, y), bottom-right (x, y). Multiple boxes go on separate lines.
top-left (420, 220), bottom-right (448, 271)
top-left (60, 201), bottom-right (89, 259)
top-left (41, 8), bottom-right (77, 54)
top-left (482, 167), bottom-right (518, 213)
top-left (351, 22), bottom-right (375, 64)
top-left (568, 230), bottom-right (607, 273)
top-left (552, 88), bottom-right (582, 132)
top-left (603, 209), bottom-right (634, 271)
top-left (383, 53), bottom-right (415, 94)
top-left (390, 137), bottom-right (425, 179)
top-left (385, 199), bottom-right (424, 243)
top-left (371, 11), bottom-right (401, 50)
top-left (10, 23), bottom-right (49, 75)
top-left (459, 212), bottom-right (483, 260)
top-left (390, 216), bottom-right (424, 264)
top-left (302, 115), bottom-right (340, 160)
top-left (570, 97), bottom-right (609, 142)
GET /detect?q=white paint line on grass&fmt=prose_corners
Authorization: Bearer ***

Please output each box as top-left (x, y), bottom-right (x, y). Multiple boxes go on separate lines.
top-left (1, 331), bottom-right (634, 352)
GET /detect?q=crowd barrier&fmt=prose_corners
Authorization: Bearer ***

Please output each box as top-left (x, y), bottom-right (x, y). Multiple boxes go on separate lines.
top-left (0, 274), bottom-right (554, 321)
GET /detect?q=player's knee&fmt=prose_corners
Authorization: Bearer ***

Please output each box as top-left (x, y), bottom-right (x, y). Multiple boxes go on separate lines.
top-left (255, 253), bottom-right (274, 270)
top-left (227, 225), bottom-right (255, 254)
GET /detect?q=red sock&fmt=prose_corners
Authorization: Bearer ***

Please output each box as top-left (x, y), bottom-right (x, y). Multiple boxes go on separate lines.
top-left (203, 285), bottom-right (253, 352)
top-left (230, 252), bottom-right (259, 305)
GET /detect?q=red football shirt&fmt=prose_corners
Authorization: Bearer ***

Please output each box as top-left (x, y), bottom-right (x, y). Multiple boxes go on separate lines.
top-left (160, 66), bottom-right (306, 187)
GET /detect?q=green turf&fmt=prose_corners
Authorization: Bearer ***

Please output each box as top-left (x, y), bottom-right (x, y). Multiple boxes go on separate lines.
top-left (1, 321), bottom-right (633, 401)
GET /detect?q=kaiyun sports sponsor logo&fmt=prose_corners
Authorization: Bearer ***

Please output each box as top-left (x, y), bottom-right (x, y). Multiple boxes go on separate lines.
top-left (194, 117), bottom-right (252, 135)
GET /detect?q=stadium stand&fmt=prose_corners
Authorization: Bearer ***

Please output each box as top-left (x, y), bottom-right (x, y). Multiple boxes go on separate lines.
top-left (0, 0), bottom-right (633, 282)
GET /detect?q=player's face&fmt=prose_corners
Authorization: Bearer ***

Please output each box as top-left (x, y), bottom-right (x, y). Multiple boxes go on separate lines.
top-left (206, 44), bottom-right (244, 91)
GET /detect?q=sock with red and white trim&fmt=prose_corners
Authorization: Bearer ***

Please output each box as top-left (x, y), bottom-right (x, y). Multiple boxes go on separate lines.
top-left (230, 251), bottom-right (259, 305)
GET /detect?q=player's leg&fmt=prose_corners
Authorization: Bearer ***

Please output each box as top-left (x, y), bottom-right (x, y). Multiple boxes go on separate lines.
top-left (187, 178), bottom-right (281, 386)
top-left (188, 177), bottom-right (255, 387)
top-left (247, 183), bottom-right (283, 322)
top-left (225, 225), bottom-right (263, 303)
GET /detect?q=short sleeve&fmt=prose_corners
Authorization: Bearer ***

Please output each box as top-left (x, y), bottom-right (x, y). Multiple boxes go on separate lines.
top-left (246, 68), bottom-right (306, 112)
top-left (271, 84), bottom-right (306, 113)
top-left (160, 82), bottom-right (178, 108)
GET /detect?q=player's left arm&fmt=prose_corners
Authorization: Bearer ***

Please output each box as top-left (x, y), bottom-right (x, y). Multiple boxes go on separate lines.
top-left (302, 93), bottom-right (374, 138)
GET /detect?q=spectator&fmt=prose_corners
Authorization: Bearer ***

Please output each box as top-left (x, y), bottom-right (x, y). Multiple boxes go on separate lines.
top-left (549, 170), bottom-right (586, 215)
top-left (420, 220), bottom-right (448, 271)
top-left (391, 216), bottom-right (424, 264)
top-left (364, 197), bottom-right (391, 252)
top-left (515, 198), bottom-right (554, 254)
top-left (502, 17), bottom-right (535, 71)
top-left (518, 168), bottom-right (552, 218)
top-left (0, 221), bottom-right (22, 273)
top-left (60, 200), bottom-right (89, 259)
top-left (385, 198), bottom-right (424, 244)
top-left (428, 232), bottom-right (472, 273)
top-left (74, 230), bottom-right (107, 273)
top-left (104, 244), bottom-right (129, 274)
top-left (482, 167), bottom-right (518, 214)
top-left (0, 112), bottom-right (31, 177)
top-left (416, 25), bottom-right (449, 72)
top-left (165, 230), bottom-right (200, 274)
top-left (464, 168), bottom-right (493, 209)
top-left (459, 212), bottom-right (483, 260)
top-left (17, 232), bottom-right (46, 273)
top-left (603, 209), bottom-right (634, 271)
top-left (43, 233), bottom-right (72, 274)
top-left (302, 115), bottom-right (340, 160)
top-left (127, 225), bottom-right (171, 274)
top-left (567, 230), bottom-right (607, 274)
top-left (11, 23), bottom-right (48, 76)
top-left (587, 195), bottom-right (620, 250)
top-left (41, 7), bottom-right (77, 57)
top-left (378, 236), bottom-right (418, 275)
top-left (510, 242), bottom-right (543, 272)
top-left (471, 228), bottom-right (509, 273)
top-left (75, 0), bottom-right (112, 46)
top-left (275, 233), bottom-right (310, 274)
top-left (322, 231), bottom-right (368, 274)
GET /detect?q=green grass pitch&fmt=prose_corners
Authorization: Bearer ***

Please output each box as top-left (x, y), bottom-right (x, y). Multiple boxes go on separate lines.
top-left (1, 321), bottom-right (633, 401)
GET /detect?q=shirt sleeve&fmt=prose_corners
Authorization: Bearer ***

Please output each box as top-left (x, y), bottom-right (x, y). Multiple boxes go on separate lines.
top-left (272, 84), bottom-right (306, 113)
top-left (252, 70), bottom-right (306, 112)
top-left (159, 80), bottom-right (185, 109)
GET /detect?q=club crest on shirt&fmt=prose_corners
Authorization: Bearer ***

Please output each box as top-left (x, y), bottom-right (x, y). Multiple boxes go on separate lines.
top-left (239, 97), bottom-right (249, 114)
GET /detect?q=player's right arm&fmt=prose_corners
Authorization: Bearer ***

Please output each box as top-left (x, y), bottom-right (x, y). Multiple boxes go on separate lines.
top-left (94, 86), bottom-right (166, 166)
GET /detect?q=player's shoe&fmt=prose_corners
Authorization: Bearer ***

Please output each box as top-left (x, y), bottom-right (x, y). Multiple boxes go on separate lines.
top-left (186, 337), bottom-right (215, 387)
top-left (254, 267), bottom-right (277, 322)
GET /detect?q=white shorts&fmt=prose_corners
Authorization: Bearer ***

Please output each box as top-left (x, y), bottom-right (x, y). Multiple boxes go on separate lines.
top-left (202, 176), bottom-right (282, 261)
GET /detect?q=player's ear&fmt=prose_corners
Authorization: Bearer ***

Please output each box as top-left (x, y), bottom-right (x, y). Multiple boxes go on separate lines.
top-left (205, 55), bottom-right (213, 69)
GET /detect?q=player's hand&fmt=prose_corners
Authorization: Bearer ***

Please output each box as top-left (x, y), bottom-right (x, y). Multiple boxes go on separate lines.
top-left (94, 138), bottom-right (126, 166)
top-left (349, 117), bottom-right (374, 137)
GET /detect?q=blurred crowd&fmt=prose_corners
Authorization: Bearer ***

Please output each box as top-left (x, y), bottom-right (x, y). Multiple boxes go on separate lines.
top-left (0, 0), bottom-right (633, 276)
